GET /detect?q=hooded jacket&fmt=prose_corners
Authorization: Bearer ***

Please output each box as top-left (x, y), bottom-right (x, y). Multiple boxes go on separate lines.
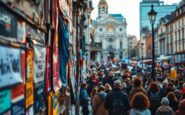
top-left (130, 109), bottom-right (151, 115)
top-left (156, 105), bottom-right (174, 115)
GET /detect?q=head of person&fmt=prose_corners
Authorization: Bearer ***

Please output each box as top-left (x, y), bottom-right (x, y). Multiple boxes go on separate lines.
top-left (147, 82), bottom-right (160, 93)
top-left (161, 97), bottom-right (169, 106)
top-left (167, 92), bottom-right (177, 101)
top-left (130, 93), bottom-right (150, 111)
top-left (81, 83), bottom-right (87, 89)
top-left (98, 85), bottom-right (105, 93)
top-left (90, 87), bottom-right (98, 97)
top-left (183, 83), bottom-right (185, 89)
top-left (133, 77), bottom-right (142, 88)
top-left (122, 82), bottom-right (127, 89)
top-left (114, 80), bottom-right (122, 89)
top-left (105, 83), bottom-right (112, 92)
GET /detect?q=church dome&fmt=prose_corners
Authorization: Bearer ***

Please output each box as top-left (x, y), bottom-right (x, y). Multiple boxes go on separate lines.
top-left (98, 0), bottom-right (107, 5)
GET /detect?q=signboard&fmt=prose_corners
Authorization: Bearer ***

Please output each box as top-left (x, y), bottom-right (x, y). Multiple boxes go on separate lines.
top-left (0, 89), bottom-right (11, 114)
top-left (17, 20), bottom-right (26, 43)
top-left (26, 49), bottom-right (34, 108)
top-left (0, 6), bottom-right (17, 38)
top-left (0, 46), bottom-right (22, 88)
top-left (11, 84), bottom-right (24, 103)
top-left (34, 45), bottom-right (46, 83)
top-left (34, 81), bottom-right (45, 113)
top-left (170, 69), bottom-right (177, 79)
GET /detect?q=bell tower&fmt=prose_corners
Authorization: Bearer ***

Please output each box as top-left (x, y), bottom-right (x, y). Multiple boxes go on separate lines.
top-left (98, 0), bottom-right (108, 18)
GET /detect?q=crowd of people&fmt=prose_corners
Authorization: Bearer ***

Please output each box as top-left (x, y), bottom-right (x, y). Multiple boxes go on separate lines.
top-left (79, 61), bottom-right (185, 115)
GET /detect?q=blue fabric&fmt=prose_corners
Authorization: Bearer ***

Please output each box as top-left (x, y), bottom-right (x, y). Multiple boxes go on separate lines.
top-left (58, 16), bottom-right (70, 87)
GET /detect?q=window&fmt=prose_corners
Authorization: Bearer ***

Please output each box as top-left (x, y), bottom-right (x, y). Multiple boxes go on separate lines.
top-left (99, 28), bottom-right (103, 32)
top-left (120, 41), bottom-right (122, 49)
top-left (119, 28), bottom-right (122, 31)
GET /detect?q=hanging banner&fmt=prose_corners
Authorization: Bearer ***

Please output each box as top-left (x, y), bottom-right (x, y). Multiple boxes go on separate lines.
top-left (0, 89), bottom-right (11, 114)
top-left (48, 92), bottom-right (60, 115)
top-left (26, 106), bottom-right (34, 115)
top-left (58, 16), bottom-right (70, 87)
top-left (46, 47), bottom-right (51, 93)
top-left (11, 84), bottom-right (24, 103)
top-left (11, 98), bottom-right (25, 115)
top-left (0, 6), bottom-right (17, 38)
top-left (26, 49), bottom-right (34, 109)
top-left (0, 46), bottom-right (22, 88)
top-left (34, 81), bottom-right (45, 113)
top-left (34, 45), bottom-right (46, 83)
top-left (17, 20), bottom-right (26, 43)
top-left (52, 0), bottom-right (62, 92)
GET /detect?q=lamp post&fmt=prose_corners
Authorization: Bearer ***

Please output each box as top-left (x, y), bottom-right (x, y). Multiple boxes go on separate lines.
top-left (148, 5), bottom-right (157, 81)
top-left (141, 42), bottom-right (144, 70)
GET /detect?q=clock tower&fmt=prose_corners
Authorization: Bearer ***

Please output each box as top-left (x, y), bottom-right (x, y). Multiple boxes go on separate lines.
top-left (98, 0), bottom-right (108, 18)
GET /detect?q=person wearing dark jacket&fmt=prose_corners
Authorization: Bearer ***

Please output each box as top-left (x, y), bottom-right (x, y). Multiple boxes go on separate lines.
top-left (175, 99), bottom-right (185, 115)
top-left (80, 83), bottom-right (90, 115)
top-left (156, 97), bottom-right (174, 115)
top-left (104, 80), bottom-right (130, 115)
top-left (167, 92), bottom-right (179, 112)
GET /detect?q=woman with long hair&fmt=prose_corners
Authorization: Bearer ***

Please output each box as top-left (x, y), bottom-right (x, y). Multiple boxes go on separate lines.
top-left (167, 92), bottom-right (179, 112)
top-left (130, 92), bottom-right (151, 115)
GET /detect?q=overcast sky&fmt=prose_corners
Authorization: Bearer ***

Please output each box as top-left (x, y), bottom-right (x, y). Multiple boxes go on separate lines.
top-left (91, 0), bottom-right (182, 39)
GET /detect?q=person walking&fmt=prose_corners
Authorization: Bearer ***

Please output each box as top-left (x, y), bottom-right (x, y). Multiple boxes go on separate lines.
top-left (80, 83), bottom-right (90, 115)
top-left (104, 80), bottom-right (130, 115)
top-left (155, 97), bottom-right (174, 115)
top-left (130, 92), bottom-right (151, 115)
top-left (92, 85), bottom-right (108, 115)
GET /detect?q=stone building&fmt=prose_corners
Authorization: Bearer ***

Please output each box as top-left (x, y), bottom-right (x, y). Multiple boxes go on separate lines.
top-left (91, 0), bottom-right (128, 62)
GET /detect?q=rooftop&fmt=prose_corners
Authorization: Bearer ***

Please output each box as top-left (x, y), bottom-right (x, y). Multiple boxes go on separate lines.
top-left (110, 14), bottom-right (125, 22)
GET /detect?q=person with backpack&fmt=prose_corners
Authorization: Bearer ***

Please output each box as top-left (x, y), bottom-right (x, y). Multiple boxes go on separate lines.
top-left (80, 83), bottom-right (90, 115)
top-left (147, 82), bottom-right (161, 115)
top-left (92, 85), bottom-right (108, 115)
top-left (104, 80), bottom-right (130, 115)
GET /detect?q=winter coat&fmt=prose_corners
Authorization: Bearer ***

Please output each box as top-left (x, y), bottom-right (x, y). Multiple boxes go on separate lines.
top-left (175, 100), bottom-right (185, 115)
top-left (130, 109), bottom-right (151, 115)
top-left (129, 87), bottom-right (147, 100)
top-left (147, 91), bottom-right (161, 115)
top-left (168, 99), bottom-right (178, 112)
top-left (104, 88), bottom-right (130, 115)
top-left (80, 88), bottom-right (89, 107)
top-left (156, 105), bottom-right (174, 115)
top-left (93, 93), bottom-right (108, 115)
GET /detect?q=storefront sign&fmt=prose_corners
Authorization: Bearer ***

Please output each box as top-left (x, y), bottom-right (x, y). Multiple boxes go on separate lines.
top-left (170, 69), bottom-right (177, 79)
top-left (0, 89), bottom-right (11, 114)
top-left (0, 6), bottom-right (17, 38)
top-left (26, 49), bottom-right (34, 108)
top-left (34, 45), bottom-right (46, 83)
top-left (0, 46), bottom-right (22, 88)
top-left (34, 81), bottom-right (45, 113)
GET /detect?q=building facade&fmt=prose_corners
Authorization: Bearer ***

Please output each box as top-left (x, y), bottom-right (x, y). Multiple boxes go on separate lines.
top-left (127, 35), bottom-right (138, 59)
top-left (91, 0), bottom-right (128, 62)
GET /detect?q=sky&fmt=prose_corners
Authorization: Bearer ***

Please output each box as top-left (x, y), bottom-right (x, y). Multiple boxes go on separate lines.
top-left (91, 0), bottom-right (182, 39)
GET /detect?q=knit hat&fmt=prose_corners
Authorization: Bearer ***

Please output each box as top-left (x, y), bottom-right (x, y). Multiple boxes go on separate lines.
top-left (161, 97), bottom-right (169, 105)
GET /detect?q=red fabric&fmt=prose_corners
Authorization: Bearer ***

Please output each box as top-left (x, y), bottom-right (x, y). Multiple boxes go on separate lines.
top-left (180, 88), bottom-right (185, 94)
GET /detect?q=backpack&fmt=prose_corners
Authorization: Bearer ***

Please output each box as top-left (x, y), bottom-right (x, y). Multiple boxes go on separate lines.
top-left (149, 92), bottom-right (160, 106)
top-left (111, 92), bottom-right (124, 114)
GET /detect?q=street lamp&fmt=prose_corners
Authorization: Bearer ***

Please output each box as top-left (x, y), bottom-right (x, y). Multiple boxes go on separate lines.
top-left (141, 42), bottom-right (144, 70)
top-left (148, 5), bottom-right (157, 81)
